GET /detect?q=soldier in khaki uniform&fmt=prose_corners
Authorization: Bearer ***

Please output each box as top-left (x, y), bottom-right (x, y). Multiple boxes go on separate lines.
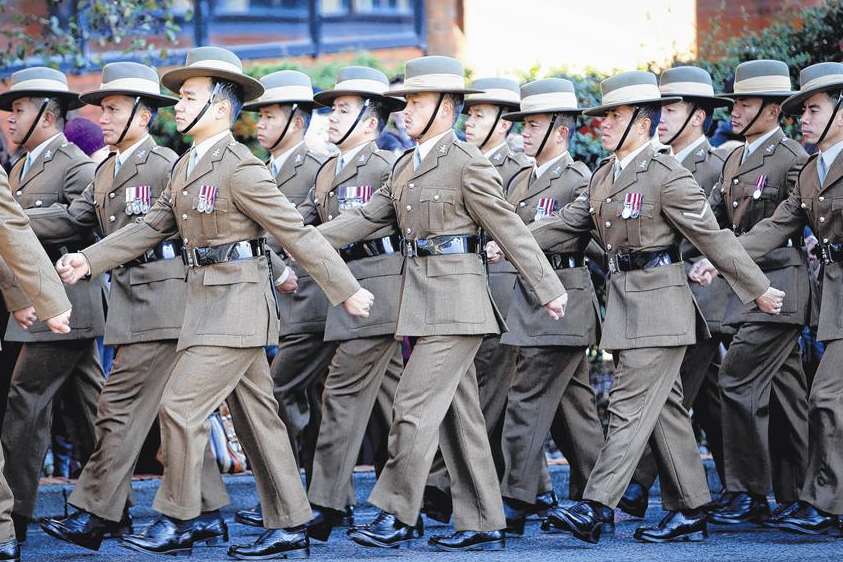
top-left (532, 71), bottom-right (781, 544)
top-left (703, 60), bottom-right (810, 526)
top-left (486, 79), bottom-right (605, 534)
top-left (0, 67), bottom-right (105, 541)
top-left (56, 47), bottom-right (372, 560)
top-left (21, 62), bottom-right (228, 552)
top-left (423, 76), bottom-right (530, 523)
top-left (0, 165), bottom-right (73, 562)
top-left (620, 66), bottom-right (732, 517)
top-left (294, 66), bottom-right (406, 540)
top-left (317, 56), bottom-right (567, 552)
top-left (696, 62), bottom-right (843, 535)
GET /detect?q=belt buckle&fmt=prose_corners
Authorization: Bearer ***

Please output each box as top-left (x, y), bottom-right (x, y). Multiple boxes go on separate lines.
top-left (182, 247), bottom-right (199, 267)
top-left (608, 255), bottom-right (618, 274)
top-left (403, 238), bottom-right (418, 257)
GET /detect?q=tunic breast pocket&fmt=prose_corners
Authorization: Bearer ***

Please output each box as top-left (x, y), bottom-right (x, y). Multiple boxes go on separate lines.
top-left (419, 188), bottom-right (456, 233)
top-left (831, 197), bottom-right (843, 238)
top-left (19, 192), bottom-right (59, 210)
top-left (624, 202), bottom-right (655, 247)
top-left (191, 196), bottom-right (229, 239)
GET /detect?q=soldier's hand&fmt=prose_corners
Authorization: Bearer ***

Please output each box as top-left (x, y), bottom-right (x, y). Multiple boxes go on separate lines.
top-left (276, 267), bottom-right (298, 294)
top-left (13, 306), bottom-right (37, 330)
top-left (688, 258), bottom-right (718, 286)
top-left (343, 287), bottom-right (374, 318)
top-left (756, 286), bottom-right (785, 315)
top-left (56, 253), bottom-right (91, 285)
top-left (485, 241), bottom-right (504, 264)
top-left (544, 293), bottom-right (568, 320)
top-left (45, 309), bottom-right (72, 334)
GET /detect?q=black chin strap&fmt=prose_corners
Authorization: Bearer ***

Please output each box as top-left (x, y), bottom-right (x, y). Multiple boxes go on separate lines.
top-left (19, 98), bottom-right (49, 147)
top-left (816, 93), bottom-right (843, 146)
top-left (115, 96), bottom-right (142, 147)
top-left (665, 102), bottom-right (698, 146)
top-left (614, 106), bottom-right (642, 153)
top-left (336, 98), bottom-right (371, 147)
top-left (479, 106), bottom-right (504, 151)
top-left (180, 82), bottom-right (221, 135)
top-left (270, 103), bottom-right (299, 151)
top-left (737, 99), bottom-right (770, 137)
top-left (418, 93), bottom-right (445, 140)
top-left (535, 112), bottom-right (559, 162)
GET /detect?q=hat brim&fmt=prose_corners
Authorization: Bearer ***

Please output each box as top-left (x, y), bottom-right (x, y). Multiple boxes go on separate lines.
top-left (384, 87), bottom-right (483, 97)
top-left (582, 96), bottom-right (682, 117)
top-left (668, 94), bottom-right (734, 108)
top-left (161, 67), bottom-right (265, 102)
top-left (718, 91), bottom-right (797, 101)
top-left (781, 82), bottom-right (843, 115)
top-left (79, 89), bottom-right (178, 108)
top-left (313, 90), bottom-right (405, 112)
top-left (0, 89), bottom-right (84, 112)
top-left (462, 98), bottom-right (521, 112)
top-left (502, 107), bottom-right (583, 121)
top-left (242, 99), bottom-right (322, 112)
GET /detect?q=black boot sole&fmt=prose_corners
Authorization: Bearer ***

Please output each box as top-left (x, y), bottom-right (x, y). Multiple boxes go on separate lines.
top-left (777, 522), bottom-right (836, 536)
top-left (234, 514), bottom-right (264, 528)
top-left (347, 531), bottom-right (417, 549)
top-left (430, 539), bottom-right (505, 552)
top-left (40, 521), bottom-right (104, 552)
top-left (227, 546), bottom-right (310, 560)
top-left (119, 539), bottom-right (193, 557)
top-left (634, 530), bottom-right (707, 543)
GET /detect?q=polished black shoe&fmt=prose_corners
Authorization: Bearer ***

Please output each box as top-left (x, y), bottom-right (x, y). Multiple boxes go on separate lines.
top-left (119, 515), bottom-right (195, 557)
top-left (11, 515), bottom-right (26, 544)
top-left (228, 527), bottom-right (309, 560)
top-left (502, 497), bottom-right (529, 536)
top-left (763, 501), bottom-right (801, 528)
top-left (429, 530), bottom-right (505, 551)
top-left (307, 505), bottom-right (346, 542)
top-left (541, 501), bottom-right (603, 544)
top-left (347, 511), bottom-right (423, 548)
top-left (190, 510), bottom-right (228, 546)
top-left (532, 490), bottom-right (559, 517)
top-left (40, 509), bottom-right (131, 551)
top-left (234, 503), bottom-right (263, 528)
top-left (421, 485), bottom-right (453, 523)
top-left (708, 492), bottom-right (770, 525)
top-left (0, 538), bottom-right (19, 561)
top-left (634, 509), bottom-right (708, 543)
top-left (619, 482), bottom-right (649, 518)
top-left (598, 505), bottom-right (616, 535)
top-left (774, 501), bottom-right (837, 535)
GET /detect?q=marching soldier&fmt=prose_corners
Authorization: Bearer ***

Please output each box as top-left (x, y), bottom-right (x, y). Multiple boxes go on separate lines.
top-left (0, 165), bottom-right (73, 562)
top-left (233, 69), bottom-right (340, 529)
top-left (620, 66), bottom-right (732, 516)
top-left (705, 60), bottom-right (810, 526)
top-left (24, 62), bottom-right (228, 551)
top-left (696, 62), bottom-right (843, 534)
top-left (55, 46), bottom-right (372, 559)
top-left (532, 71), bottom-right (782, 544)
top-left (0, 67), bottom-right (105, 541)
top-left (486, 78), bottom-right (605, 534)
top-left (316, 55), bottom-right (566, 552)
top-left (298, 65), bottom-right (406, 540)
top-left (423, 76), bottom-right (530, 523)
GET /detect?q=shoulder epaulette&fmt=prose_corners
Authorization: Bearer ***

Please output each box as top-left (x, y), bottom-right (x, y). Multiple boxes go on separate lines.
top-left (569, 160), bottom-right (591, 177)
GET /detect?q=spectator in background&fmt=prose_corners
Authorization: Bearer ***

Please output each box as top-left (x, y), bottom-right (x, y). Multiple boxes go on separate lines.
top-left (64, 117), bottom-right (109, 164)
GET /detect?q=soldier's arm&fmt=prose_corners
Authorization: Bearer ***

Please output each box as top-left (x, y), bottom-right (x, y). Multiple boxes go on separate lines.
top-left (26, 180), bottom-right (100, 243)
top-left (462, 157), bottom-right (565, 305)
top-left (0, 256), bottom-right (32, 313)
top-left (739, 191), bottom-right (807, 260)
top-left (231, 159), bottom-right (360, 306)
top-left (317, 184), bottom-right (397, 248)
top-left (528, 190), bottom-right (596, 255)
top-left (63, 158), bottom-right (96, 204)
top-left (661, 166), bottom-right (769, 304)
top-left (296, 186), bottom-right (321, 228)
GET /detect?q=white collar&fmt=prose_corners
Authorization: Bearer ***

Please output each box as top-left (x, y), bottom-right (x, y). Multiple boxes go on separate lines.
top-left (744, 126), bottom-right (780, 159)
top-left (270, 141), bottom-right (305, 174)
top-left (415, 129), bottom-right (452, 162)
top-left (483, 142), bottom-right (508, 160)
top-left (191, 130), bottom-right (230, 162)
top-left (117, 134), bottom-right (150, 166)
top-left (534, 153), bottom-right (566, 179)
top-left (617, 139), bottom-right (651, 171)
top-left (27, 132), bottom-right (62, 163)
top-left (338, 141), bottom-right (369, 169)
top-left (819, 138), bottom-right (843, 175)
top-left (673, 134), bottom-right (707, 165)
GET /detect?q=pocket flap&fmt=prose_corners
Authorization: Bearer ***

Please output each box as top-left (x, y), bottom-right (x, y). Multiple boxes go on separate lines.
top-left (202, 260), bottom-right (262, 286)
top-left (419, 189), bottom-right (457, 203)
top-left (624, 263), bottom-right (686, 292)
top-left (426, 254), bottom-right (485, 277)
top-left (129, 259), bottom-right (186, 285)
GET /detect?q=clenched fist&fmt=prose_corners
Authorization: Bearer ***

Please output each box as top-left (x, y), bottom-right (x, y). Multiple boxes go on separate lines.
top-left (45, 309), bottom-right (72, 334)
top-left (343, 287), bottom-right (375, 318)
top-left (755, 286), bottom-right (785, 315)
top-left (13, 306), bottom-right (37, 330)
top-left (276, 267), bottom-right (298, 294)
top-left (544, 293), bottom-right (568, 320)
top-left (56, 253), bottom-right (91, 285)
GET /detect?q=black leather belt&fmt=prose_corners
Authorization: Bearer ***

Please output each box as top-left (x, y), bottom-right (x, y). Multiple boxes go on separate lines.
top-left (608, 246), bottom-right (682, 274)
top-left (814, 241), bottom-right (843, 265)
top-left (128, 239), bottom-right (184, 267)
top-left (181, 238), bottom-right (266, 268)
top-left (545, 253), bottom-right (585, 269)
top-left (400, 235), bottom-right (482, 257)
top-left (340, 234), bottom-right (401, 262)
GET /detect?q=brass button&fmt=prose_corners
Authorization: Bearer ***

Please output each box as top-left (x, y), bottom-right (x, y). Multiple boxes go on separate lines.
top-left (108, 215), bottom-right (116, 222)
top-left (606, 243), bottom-right (612, 250)
top-left (818, 196), bottom-right (825, 202)
top-left (732, 201), bottom-right (739, 208)
top-left (109, 192), bottom-right (115, 199)
top-left (605, 221), bottom-right (612, 228)
top-left (433, 194), bottom-right (440, 201)
top-left (819, 216), bottom-right (826, 223)
top-left (606, 198), bottom-right (612, 203)
top-left (408, 183), bottom-right (415, 189)
top-left (182, 190), bottom-right (188, 195)
top-left (181, 214), bottom-right (188, 220)
top-left (328, 214), bottom-right (333, 220)
top-left (329, 192), bottom-right (334, 198)
top-left (733, 178), bottom-right (739, 185)
top-left (823, 238), bottom-right (829, 244)
top-left (733, 224), bottom-right (738, 230)
top-left (519, 202), bottom-right (526, 207)
top-left (406, 205), bottom-right (412, 211)
top-left (406, 228), bottom-right (412, 234)
top-left (15, 190), bottom-right (21, 196)
top-left (801, 202), bottom-right (807, 209)
top-left (35, 200), bottom-right (42, 206)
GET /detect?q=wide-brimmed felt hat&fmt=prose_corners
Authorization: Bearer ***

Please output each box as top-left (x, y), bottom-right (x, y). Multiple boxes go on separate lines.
top-left (584, 71), bottom-right (681, 116)
top-left (161, 46), bottom-right (264, 102)
top-left (313, 66), bottom-right (405, 113)
top-left (719, 59), bottom-right (797, 100)
top-left (0, 67), bottom-right (83, 111)
top-left (79, 62), bottom-right (176, 107)
top-left (782, 62), bottom-right (843, 115)
top-left (385, 56), bottom-right (481, 97)
top-left (503, 78), bottom-right (581, 121)
top-left (463, 77), bottom-right (521, 112)
top-left (243, 70), bottom-right (320, 112)
top-left (659, 66), bottom-right (732, 108)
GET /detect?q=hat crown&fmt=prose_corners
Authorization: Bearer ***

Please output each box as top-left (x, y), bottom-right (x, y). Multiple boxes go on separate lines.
top-left (601, 71), bottom-right (657, 96)
top-left (799, 62), bottom-right (843, 89)
top-left (11, 66), bottom-right (68, 87)
top-left (735, 59), bottom-right (790, 82)
top-left (405, 56), bottom-right (465, 80)
top-left (101, 62), bottom-right (159, 85)
top-left (336, 66), bottom-right (389, 86)
top-left (660, 66), bottom-right (713, 88)
top-left (522, 78), bottom-right (575, 98)
top-left (469, 77), bottom-right (519, 93)
top-left (185, 46), bottom-right (244, 71)
top-left (260, 70), bottom-right (312, 90)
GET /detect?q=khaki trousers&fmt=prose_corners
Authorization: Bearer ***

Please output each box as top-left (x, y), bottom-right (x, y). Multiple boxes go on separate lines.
top-left (69, 341), bottom-right (228, 521)
top-left (1, 339), bottom-right (103, 518)
top-left (369, 335), bottom-right (505, 531)
top-left (0, 448), bottom-right (12, 540)
top-left (153, 346), bottom-right (310, 528)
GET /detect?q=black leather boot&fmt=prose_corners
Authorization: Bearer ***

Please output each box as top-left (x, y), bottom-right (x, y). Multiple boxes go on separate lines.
top-left (347, 511), bottom-right (423, 548)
